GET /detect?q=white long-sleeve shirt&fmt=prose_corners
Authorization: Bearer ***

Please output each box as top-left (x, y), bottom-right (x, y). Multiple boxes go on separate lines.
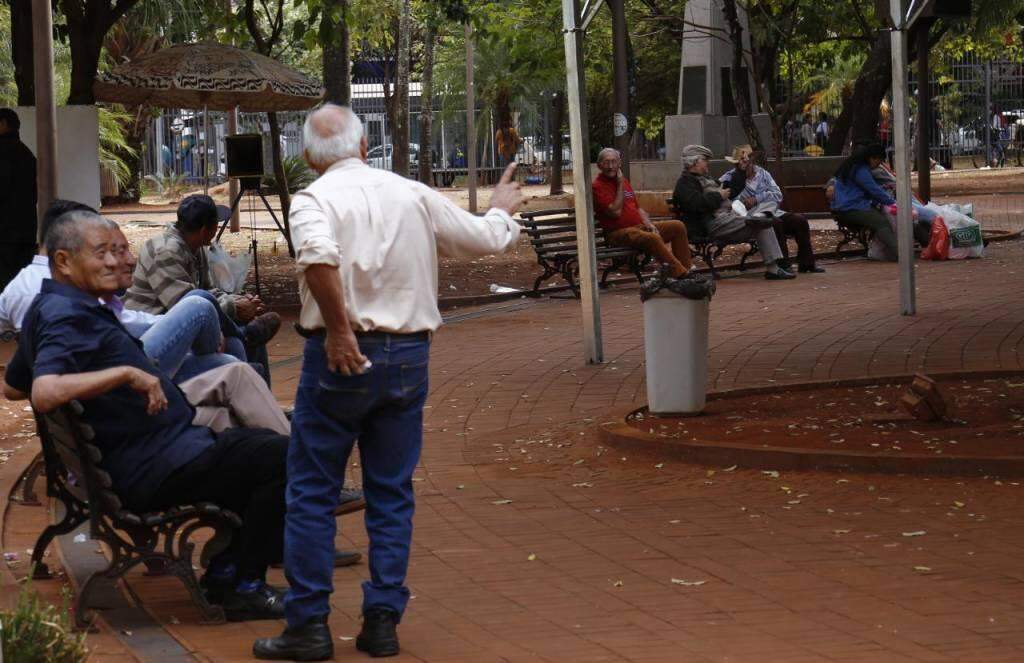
top-left (289, 157), bottom-right (521, 333)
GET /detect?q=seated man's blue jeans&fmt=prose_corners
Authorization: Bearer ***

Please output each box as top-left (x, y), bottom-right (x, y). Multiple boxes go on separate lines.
top-left (283, 333), bottom-right (429, 628)
top-left (140, 295), bottom-right (237, 379)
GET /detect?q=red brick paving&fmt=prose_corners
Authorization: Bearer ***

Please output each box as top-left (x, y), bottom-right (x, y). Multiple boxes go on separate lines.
top-left (8, 241), bottom-right (1024, 661)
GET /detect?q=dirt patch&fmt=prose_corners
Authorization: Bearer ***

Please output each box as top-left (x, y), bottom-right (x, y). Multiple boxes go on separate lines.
top-left (628, 375), bottom-right (1024, 459)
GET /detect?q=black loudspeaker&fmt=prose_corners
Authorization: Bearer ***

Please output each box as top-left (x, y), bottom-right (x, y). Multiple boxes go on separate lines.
top-left (226, 134), bottom-right (264, 178)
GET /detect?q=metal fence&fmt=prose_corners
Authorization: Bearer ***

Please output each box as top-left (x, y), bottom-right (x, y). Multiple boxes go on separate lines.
top-left (775, 55), bottom-right (1024, 166)
top-left (140, 83), bottom-right (577, 188)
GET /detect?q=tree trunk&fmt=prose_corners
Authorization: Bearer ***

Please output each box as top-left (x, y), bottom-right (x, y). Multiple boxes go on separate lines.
top-left (267, 112), bottom-right (295, 257)
top-left (10, 0), bottom-right (34, 105)
top-left (549, 90), bottom-right (565, 195)
top-left (391, 0), bottom-right (411, 176)
top-left (721, 0), bottom-right (764, 152)
top-left (321, 0), bottom-right (351, 105)
top-left (825, 31), bottom-right (891, 155)
top-left (417, 22), bottom-right (437, 185)
top-left (119, 132), bottom-right (144, 201)
top-left (825, 87), bottom-right (854, 155)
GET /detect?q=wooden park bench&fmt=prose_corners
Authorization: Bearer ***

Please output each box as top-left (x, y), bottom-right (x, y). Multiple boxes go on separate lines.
top-left (519, 208), bottom-right (651, 297)
top-left (665, 200), bottom-right (760, 278)
top-left (29, 401), bottom-right (240, 627)
top-left (783, 185), bottom-right (873, 257)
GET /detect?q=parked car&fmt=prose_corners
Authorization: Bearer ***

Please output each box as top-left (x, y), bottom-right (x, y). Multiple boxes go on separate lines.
top-left (367, 143), bottom-right (420, 170)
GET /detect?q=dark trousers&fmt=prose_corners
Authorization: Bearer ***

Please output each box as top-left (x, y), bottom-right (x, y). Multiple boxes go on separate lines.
top-left (0, 242), bottom-right (36, 291)
top-left (144, 427), bottom-right (288, 582)
top-left (284, 333), bottom-right (430, 628)
top-left (773, 212), bottom-right (816, 269)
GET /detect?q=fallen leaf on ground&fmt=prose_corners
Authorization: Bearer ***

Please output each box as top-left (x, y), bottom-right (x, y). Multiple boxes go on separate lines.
top-left (762, 470), bottom-right (780, 478)
top-left (527, 553), bottom-right (537, 561)
top-left (492, 499), bottom-right (513, 505)
top-left (612, 580), bottom-right (623, 587)
top-left (671, 578), bottom-right (707, 587)
top-left (913, 566), bottom-right (932, 572)
top-left (572, 482), bottom-right (593, 488)
top-left (902, 530), bottom-right (927, 537)
top-left (722, 465), bottom-right (737, 472)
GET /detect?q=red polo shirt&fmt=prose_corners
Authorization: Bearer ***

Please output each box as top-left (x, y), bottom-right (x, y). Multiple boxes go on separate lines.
top-left (592, 174), bottom-right (644, 232)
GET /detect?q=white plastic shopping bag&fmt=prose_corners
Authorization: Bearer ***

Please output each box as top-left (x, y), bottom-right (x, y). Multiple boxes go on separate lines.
top-left (924, 203), bottom-right (984, 259)
top-left (206, 242), bottom-right (253, 293)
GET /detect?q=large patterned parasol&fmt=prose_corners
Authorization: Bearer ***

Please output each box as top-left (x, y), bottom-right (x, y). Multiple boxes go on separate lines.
top-left (93, 42), bottom-right (323, 112)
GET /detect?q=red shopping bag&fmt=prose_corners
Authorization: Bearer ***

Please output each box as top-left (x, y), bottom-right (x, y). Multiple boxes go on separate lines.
top-left (921, 216), bottom-right (949, 260)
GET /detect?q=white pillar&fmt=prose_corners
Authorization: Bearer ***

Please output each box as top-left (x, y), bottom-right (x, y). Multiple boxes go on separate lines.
top-left (562, 0), bottom-right (603, 363)
top-left (890, 0), bottom-right (916, 315)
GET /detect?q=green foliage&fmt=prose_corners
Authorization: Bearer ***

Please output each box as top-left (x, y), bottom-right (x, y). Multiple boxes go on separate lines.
top-left (262, 154), bottom-right (316, 192)
top-left (144, 172), bottom-right (190, 199)
top-left (0, 579), bottom-right (88, 663)
top-left (97, 105), bottom-right (137, 188)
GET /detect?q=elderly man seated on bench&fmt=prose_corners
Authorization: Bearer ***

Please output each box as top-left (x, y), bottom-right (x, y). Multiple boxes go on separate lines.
top-left (2, 210), bottom-right (292, 621)
top-left (592, 147), bottom-right (695, 278)
top-left (719, 144), bottom-right (825, 274)
top-left (0, 199), bottom-right (245, 384)
top-left (672, 144), bottom-right (796, 280)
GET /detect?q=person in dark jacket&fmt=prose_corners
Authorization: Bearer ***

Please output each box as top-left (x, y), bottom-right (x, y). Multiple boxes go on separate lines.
top-left (671, 144), bottom-right (795, 280)
top-left (0, 108), bottom-right (38, 290)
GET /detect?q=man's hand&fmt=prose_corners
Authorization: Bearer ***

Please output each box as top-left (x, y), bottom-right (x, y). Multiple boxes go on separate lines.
top-left (125, 367), bottom-right (168, 415)
top-left (487, 162), bottom-right (526, 215)
top-left (234, 295), bottom-right (258, 322)
top-left (616, 168), bottom-right (624, 182)
top-left (718, 187), bottom-right (732, 200)
top-left (741, 196), bottom-right (757, 208)
top-left (325, 328), bottom-right (370, 376)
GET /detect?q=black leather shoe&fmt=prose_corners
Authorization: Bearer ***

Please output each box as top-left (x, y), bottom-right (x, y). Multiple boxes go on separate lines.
top-left (223, 583), bottom-right (287, 622)
top-left (799, 265), bottom-right (826, 273)
top-left (254, 617), bottom-right (333, 661)
top-left (356, 607), bottom-right (400, 657)
top-left (335, 487), bottom-right (366, 516)
top-left (764, 269), bottom-right (796, 280)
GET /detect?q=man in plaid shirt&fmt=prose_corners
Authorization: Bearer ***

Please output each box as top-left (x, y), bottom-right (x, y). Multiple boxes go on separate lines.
top-left (125, 195), bottom-right (281, 378)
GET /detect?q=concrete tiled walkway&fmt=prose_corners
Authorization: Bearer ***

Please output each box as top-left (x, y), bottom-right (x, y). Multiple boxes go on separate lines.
top-left (9, 241), bottom-right (1024, 661)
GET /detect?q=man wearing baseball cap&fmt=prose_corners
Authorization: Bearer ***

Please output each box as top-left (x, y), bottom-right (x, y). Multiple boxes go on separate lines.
top-left (125, 194), bottom-right (281, 377)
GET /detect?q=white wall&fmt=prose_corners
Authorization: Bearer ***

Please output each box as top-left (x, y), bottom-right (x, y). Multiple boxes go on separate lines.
top-left (15, 105), bottom-right (102, 212)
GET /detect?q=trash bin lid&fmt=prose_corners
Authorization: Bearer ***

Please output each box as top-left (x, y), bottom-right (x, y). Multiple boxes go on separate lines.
top-left (640, 272), bottom-right (716, 302)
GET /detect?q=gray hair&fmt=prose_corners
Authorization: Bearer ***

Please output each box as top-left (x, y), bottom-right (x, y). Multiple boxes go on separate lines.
top-left (681, 154), bottom-right (704, 171)
top-left (303, 104), bottom-right (364, 169)
top-left (45, 211), bottom-right (111, 266)
top-left (597, 147), bottom-right (620, 163)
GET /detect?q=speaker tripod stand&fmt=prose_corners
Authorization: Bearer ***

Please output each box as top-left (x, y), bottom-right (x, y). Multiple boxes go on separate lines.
top-left (215, 176), bottom-right (293, 298)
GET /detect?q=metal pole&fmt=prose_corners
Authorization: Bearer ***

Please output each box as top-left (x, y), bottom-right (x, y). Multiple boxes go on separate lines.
top-left (227, 106), bottom-right (241, 231)
top-left (31, 0), bottom-right (57, 239)
top-left (890, 0), bottom-right (915, 315)
top-left (465, 23), bottom-right (477, 213)
top-left (609, 0), bottom-right (630, 177)
top-left (562, 0), bottom-right (603, 363)
top-left (915, 20), bottom-right (931, 202)
top-left (984, 60), bottom-right (992, 167)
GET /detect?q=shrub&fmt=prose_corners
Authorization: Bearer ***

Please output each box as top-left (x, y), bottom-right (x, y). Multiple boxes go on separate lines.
top-left (262, 155), bottom-right (316, 193)
top-left (0, 579), bottom-right (87, 662)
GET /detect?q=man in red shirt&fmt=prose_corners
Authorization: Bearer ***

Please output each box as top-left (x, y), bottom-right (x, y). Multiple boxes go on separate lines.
top-left (592, 148), bottom-right (692, 278)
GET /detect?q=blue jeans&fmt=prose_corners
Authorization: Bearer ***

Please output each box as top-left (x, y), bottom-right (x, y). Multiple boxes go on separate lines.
top-left (283, 333), bottom-right (430, 628)
top-left (140, 295), bottom-right (235, 379)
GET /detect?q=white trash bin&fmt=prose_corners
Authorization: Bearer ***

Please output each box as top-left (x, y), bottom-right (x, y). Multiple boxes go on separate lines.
top-left (643, 289), bottom-right (711, 415)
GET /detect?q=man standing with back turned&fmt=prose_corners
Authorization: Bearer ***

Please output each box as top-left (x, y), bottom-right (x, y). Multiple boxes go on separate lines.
top-left (254, 104), bottom-right (526, 661)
